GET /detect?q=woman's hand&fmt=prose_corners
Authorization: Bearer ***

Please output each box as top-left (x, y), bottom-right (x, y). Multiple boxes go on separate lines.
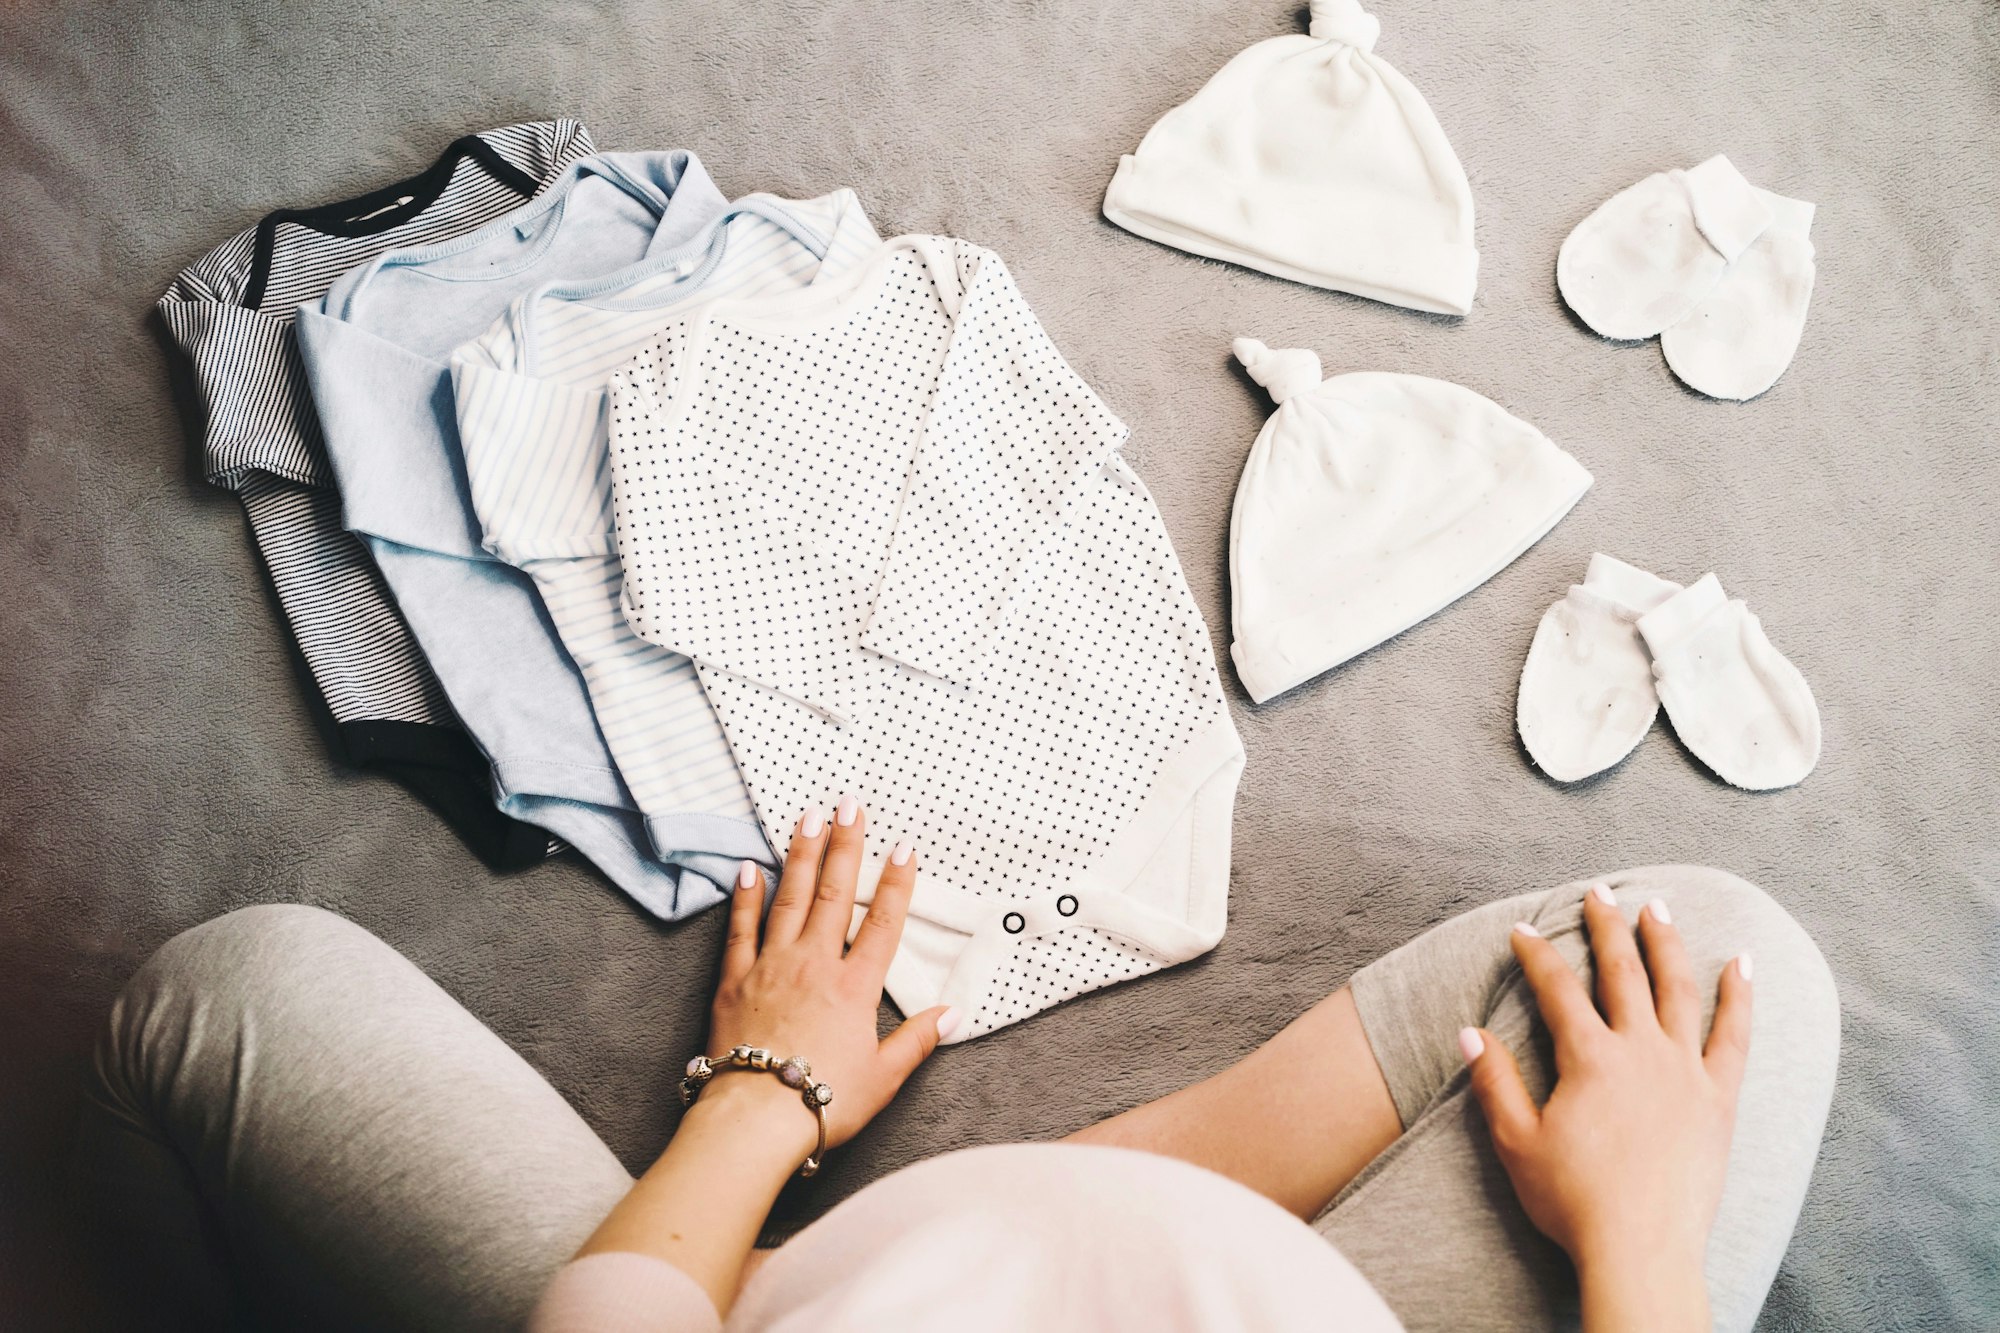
top-left (706, 797), bottom-right (959, 1154)
top-left (1460, 885), bottom-right (1753, 1332)
top-left (569, 800), bottom-right (954, 1316)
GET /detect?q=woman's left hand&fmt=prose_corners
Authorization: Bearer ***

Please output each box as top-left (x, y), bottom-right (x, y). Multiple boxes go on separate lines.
top-left (706, 797), bottom-right (959, 1152)
top-left (568, 799), bottom-right (956, 1316)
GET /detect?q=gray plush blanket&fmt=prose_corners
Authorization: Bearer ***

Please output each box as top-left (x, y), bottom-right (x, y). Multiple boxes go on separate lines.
top-left (2, 0), bottom-right (1994, 1325)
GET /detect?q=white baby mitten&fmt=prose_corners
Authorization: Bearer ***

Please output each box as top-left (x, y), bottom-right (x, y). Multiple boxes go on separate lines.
top-left (1517, 554), bottom-right (1682, 782)
top-left (1558, 155), bottom-right (1774, 341)
top-left (1637, 574), bottom-right (1821, 790)
top-left (1661, 191), bottom-right (1817, 400)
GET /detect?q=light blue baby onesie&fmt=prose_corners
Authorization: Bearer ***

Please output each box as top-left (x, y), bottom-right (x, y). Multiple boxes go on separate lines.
top-left (295, 151), bottom-right (748, 919)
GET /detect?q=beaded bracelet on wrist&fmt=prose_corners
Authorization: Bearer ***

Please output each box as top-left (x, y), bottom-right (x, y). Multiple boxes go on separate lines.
top-left (680, 1044), bottom-right (835, 1177)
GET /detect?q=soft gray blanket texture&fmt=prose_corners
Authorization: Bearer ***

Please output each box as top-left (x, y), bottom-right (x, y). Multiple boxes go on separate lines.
top-left (2, 1), bottom-right (1995, 1326)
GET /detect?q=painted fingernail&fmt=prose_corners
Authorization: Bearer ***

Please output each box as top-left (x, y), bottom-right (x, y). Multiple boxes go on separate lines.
top-left (835, 794), bottom-right (859, 826)
top-left (938, 1007), bottom-right (963, 1039)
top-left (1458, 1027), bottom-right (1484, 1063)
top-left (890, 840), bottom-right (914, 866)
top-left (736, 860), bottom-right (760, 890)
top-left (1513, 921), bottom-right (1540, 938)
top-left (1736, 952), bottom-right (1754, 982)
top-left (1648, 899), bottom-right (1672, 924)
top-left (1589, 883), bottom-right (1616, 906)
top-left (799, 805), bottom-right (824, 838)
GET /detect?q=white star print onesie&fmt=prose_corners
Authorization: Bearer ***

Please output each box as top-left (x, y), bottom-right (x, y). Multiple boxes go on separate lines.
top-left (606, 236), bottom-right (1244, 1040)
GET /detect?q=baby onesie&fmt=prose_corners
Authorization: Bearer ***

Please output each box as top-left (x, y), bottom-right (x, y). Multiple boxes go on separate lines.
top-left (294, 151), bottom-right (734, 919)
top-left (606, 237), bottom-right (1245, 1040)
top-left (159, 120), bottom-right (593, 868)
top-left (449, 191), bottom-right (882, 874)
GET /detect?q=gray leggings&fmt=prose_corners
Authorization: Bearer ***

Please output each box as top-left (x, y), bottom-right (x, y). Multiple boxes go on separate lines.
top-left (76, 866), bottom-right (1837, 1331)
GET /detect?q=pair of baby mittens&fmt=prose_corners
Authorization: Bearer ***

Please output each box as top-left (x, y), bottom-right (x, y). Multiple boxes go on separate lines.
top-left (1517, 554), bottom-right (1821, 790)
top-left (1558, 155), bottom-right (1816, 400)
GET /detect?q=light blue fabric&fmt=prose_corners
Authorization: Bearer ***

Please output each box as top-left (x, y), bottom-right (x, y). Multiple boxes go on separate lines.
top-left (296, 152), bottom-right (737, 918)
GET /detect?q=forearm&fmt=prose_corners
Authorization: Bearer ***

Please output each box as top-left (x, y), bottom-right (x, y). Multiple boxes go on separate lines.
top-left (576, 1077), bottom-right (817, 1314)
top-left (1575, 1243), bottom-right (1710, 1333)
top-left (1065, 987), bottom-right (1399, 1218)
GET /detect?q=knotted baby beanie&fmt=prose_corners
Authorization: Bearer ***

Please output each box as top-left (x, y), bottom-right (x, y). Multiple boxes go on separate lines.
top-left (1228, 338), bottom-right (1593, 703)
top-left (1104, 0), bottom-right (1477, 315)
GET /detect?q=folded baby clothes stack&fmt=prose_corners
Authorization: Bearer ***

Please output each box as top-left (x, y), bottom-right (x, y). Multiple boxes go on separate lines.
top-left (296, 151), bottom-right (736, 919)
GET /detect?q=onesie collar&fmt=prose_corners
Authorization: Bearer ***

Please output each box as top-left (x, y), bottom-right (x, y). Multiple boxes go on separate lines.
top-left (316, 151), bottom-right (726, 324)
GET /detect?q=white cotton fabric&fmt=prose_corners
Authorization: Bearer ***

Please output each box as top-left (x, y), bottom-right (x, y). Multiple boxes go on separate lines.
top-left (1102, 0), bottom-right (1477, 316)
top-left (1517, 554), bottom-right (1682, 783)
top-left (449, 192), bottom-right (882, 872)
top-left (1663, 191), bottom-right (1818, 400)
top-left (605, 237), bottom-right (1244, 1042)
top-left (1638, 575), bottom-right (1822, 791)
top-left (1558, 154), bottom-right (1774, 340)
top-left (1228, 337), bottom-right (1593, 704)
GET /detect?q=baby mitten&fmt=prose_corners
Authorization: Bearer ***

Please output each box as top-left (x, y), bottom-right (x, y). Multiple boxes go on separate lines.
top-left (1661, 191), bottom-right (1817, 400)
top-left (1637, 574), bottom-right (1821, 790)
top-left (1517, 554), bottom-right (1682, 782)
top-left (1558, 155), bottom-right (1773, 341)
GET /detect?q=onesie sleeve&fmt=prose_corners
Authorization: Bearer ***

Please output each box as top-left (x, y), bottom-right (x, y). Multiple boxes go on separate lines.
top-left (452, 358), bottom-right (619, 565)
top-left (607, 342), bottom-right (876, 725)
top-left (857, 248), bottom-right (1129, 685)
top-left (527, 1251), bottom-right (722, 1333)
top-left (157, 287), bottom-right (333, 490)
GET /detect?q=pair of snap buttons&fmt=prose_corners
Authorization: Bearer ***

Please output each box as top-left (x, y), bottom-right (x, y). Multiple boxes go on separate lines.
top-left (1002, 894), bottom-right (1079, 934)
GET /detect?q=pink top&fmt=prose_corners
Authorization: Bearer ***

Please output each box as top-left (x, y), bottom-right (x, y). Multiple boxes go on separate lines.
top-left (531, 1143), bottom-right (1402, 1332)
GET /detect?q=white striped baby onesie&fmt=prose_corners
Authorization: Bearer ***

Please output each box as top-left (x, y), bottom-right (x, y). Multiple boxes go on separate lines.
top-left (450, 192), bottom-right (881, 871)
top-left (606, 237), bottom-right (1245, 1041)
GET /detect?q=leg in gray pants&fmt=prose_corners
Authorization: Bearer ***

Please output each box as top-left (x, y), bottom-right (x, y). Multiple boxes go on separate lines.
top-left (1322, 865), bottom-right (1840, 1332)
top-left (77, 867), bottom-right (1837, 1330)
top-left (75, 905), bottom-right (634, 1331)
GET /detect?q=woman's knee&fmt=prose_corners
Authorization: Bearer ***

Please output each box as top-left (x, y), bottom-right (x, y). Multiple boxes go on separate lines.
top-left (1607, 866), bottom-right (1825, 967)
top-left (101, 905), bottom-right (389, 1089)
top-left (1602, 866), bottom-right (1839, 1049)
top-left (128, 904), bottom-right (373, 1004)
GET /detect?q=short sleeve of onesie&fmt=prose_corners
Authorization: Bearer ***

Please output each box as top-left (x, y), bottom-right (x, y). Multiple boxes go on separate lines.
top-left (607, 236), bottom-right (1246, 1040)
top-left (157, 121), bottom-right (594, 869)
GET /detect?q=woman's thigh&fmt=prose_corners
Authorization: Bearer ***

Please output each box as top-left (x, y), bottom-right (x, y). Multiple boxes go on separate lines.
top-left (76, 903), bottom-right (633, 1332)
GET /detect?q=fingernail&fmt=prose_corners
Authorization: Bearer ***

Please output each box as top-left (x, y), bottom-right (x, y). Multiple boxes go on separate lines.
top-left (835, 794), bottom-right (859, 826)
top-left (890, 840), bottom-right (914, 866)
top-left (937, 1007), bottom-right (963, 1039)
top-left (1513, 921), bottom-right (1540, 938)
top-left (799, 805), bottom-right (824, 838)
top-left (1736, 952), bottom-right (1754, 982)
top-left (1648, 899), bottom-right (1672, 924)
top-left (1589, 883), bottom-right (1616, 906)
top-left (1458, 1027), bottom-right (1484, 1063)
top-left (736, 860), bottom-right (760, 890)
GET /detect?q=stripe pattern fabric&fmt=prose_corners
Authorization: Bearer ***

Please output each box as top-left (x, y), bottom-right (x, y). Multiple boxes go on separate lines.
top-left (450, 192), bottom-right (880, 860)
top-left (159, 121), bottom-right (594, 864)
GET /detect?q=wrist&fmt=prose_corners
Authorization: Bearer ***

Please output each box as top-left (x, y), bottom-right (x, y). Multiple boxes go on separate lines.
top-left (681, 1071), bottom-right (820, 1169)
top-left (1573, 1235), bottom-right (1709, 1333)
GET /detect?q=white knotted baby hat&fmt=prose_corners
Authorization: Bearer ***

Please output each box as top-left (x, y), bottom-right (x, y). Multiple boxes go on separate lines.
top-left (1103, 0), bottom-right (1478, 316)
top-left (1228, 339), bottom-right (1593, 703)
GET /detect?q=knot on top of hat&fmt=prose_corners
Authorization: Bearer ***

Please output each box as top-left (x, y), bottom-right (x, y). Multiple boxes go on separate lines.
top-left (1308, 0), bottom-right (1380, 50)
top-left (1233, 337), bottom-right (1324, 406)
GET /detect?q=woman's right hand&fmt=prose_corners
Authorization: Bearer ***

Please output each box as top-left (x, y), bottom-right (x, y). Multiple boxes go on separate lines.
top-left (1458, 885), bottom-right (1753, 1332)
